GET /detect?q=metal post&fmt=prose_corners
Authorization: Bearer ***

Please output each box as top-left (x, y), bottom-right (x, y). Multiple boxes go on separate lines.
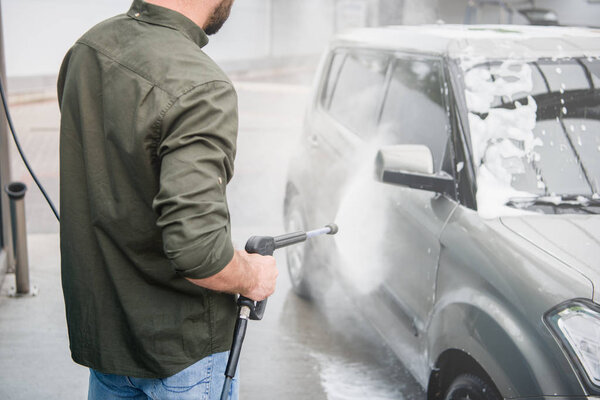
top-left (0, 0), bottom-right (16, 281)
top-left (5, 182), bottom-right (29, 294)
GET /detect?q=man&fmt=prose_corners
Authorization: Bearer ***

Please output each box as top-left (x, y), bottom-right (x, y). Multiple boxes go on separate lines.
top-left (57, 0), bottom-right (278, 398)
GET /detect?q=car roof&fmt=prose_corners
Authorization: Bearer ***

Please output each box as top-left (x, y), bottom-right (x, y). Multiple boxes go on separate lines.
top-left (332, 25), bottom-right (600, 60)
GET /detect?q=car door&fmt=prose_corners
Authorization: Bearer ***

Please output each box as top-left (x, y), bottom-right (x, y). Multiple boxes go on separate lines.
top-left (304, 48), bottom-right (391, 226)
top-left (365, 55), bottom-right (460, 357)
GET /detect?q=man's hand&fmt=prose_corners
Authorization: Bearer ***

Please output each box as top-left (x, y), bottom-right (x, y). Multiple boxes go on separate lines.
top-left (186, 250), bottom-right (278, 301)
top-left (236, 250), bottom-right (278, 301)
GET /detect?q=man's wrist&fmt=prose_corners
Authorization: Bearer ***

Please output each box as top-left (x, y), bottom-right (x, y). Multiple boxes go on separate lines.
top-left (235, 251), bottom-right (257, 297)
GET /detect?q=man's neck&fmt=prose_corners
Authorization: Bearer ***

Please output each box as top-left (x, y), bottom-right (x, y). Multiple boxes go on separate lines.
top-left (143, 0), bottom-right (211, 29)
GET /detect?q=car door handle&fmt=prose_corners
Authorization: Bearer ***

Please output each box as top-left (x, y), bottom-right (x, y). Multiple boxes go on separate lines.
top-left (308, 134), bottom-right (319, 147)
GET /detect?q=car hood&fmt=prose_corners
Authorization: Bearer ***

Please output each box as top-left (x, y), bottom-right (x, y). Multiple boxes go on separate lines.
top-left (500, 215), bottom-right (600, 301)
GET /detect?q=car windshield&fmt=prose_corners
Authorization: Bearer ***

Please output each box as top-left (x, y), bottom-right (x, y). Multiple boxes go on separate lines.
top-left (460, 56), bottom-right (600, 217)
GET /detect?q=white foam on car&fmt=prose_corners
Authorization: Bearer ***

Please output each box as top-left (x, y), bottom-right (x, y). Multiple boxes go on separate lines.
top-left (335, 25), bottom-right (600, 61)
top-left (462, 58), bottom-right (543, 218)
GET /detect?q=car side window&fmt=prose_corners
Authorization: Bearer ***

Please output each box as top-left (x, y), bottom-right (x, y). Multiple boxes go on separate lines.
top-left (328, 51), bottom-right (389, 139)
top-left (320, 52), bottom-right (346, 110)
top-left (378, 57), bottom-right (451, 173)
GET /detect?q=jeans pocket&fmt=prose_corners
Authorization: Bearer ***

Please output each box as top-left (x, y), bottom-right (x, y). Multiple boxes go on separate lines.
top-left (160, 356), bottom-right (212, 394)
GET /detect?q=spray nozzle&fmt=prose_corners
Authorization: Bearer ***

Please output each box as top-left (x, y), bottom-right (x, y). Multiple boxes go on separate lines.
top-left (326, 223), bottom-right (339, 235)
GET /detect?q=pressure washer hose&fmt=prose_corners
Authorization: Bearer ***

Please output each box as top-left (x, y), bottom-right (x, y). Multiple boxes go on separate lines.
top-left (0, 76), bottom-right (60, 221)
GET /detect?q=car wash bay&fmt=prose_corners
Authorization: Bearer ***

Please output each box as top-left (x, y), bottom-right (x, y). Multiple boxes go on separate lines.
top-left (0, 68), bottom-right (425, 400)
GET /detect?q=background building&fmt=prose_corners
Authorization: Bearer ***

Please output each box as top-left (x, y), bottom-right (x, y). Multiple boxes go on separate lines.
top-left (2, 0), bottom-right (599, 80)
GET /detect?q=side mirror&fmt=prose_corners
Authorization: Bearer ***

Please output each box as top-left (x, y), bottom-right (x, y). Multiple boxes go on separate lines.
top-left (375, 145), bottom-right (456, 197)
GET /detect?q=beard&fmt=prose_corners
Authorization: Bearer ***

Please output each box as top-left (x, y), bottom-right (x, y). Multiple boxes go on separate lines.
top-left (204, 0), bottom-right (234, 35)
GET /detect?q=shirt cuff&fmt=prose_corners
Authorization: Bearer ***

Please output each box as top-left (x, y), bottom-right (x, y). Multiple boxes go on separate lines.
top-left (170, 234), bottom-right (235, 280)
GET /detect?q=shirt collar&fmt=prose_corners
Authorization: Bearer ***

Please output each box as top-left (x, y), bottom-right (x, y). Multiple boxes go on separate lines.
top-left (127, 0), bottom-right (209, 48)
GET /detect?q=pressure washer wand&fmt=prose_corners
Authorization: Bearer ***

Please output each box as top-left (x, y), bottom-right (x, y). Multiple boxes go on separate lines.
top-left (220, 223), bottom-right (338, 400)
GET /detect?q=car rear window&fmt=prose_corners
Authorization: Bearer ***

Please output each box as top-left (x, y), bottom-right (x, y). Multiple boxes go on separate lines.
top-left (328, 51), bottom-right (389, 138)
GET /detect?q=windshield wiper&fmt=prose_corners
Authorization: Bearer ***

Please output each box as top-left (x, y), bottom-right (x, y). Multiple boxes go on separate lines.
top-left (557, 194), bottom-right (600, 204)
top-left (506, 195), bottom-right (600, 214)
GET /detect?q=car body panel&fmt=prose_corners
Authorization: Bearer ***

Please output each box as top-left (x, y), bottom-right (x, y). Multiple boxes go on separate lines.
top-left (501, 216), bottom-right (600, 302)
top-left (432, 207), bottom-right (593, 396)
top-left (378, 190), bottom-right (458, 333)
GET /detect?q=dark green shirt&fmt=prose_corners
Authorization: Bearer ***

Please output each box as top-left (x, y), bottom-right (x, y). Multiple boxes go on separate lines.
top-left (57, 0), bottom-right (238, 378)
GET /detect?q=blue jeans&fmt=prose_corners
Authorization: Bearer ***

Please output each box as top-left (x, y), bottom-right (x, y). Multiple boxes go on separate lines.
top-left (88, 351), bottom-right (238, 400)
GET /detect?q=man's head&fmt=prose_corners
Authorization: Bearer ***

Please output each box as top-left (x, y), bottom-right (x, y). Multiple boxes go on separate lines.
top-left (144, 0), bottom-right (234, 34)
top-left (203, 0), bottom-right (234, 35)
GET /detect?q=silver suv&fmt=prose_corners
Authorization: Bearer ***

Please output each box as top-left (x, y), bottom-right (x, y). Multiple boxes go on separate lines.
top-left (284, 25), bottom-right (600, 399)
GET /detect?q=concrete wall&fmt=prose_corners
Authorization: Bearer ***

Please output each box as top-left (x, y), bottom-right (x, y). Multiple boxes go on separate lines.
top-left (402, 0), bottom-right (437, 24)
top-left (204, 0), bottom-right (272, 62)
top-left (270, 0), bottom-right (336, 58)
top-left (2, 0), bottom-right (124, 78)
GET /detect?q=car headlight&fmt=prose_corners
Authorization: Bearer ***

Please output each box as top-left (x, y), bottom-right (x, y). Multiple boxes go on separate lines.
top-left (546, 300), bottom-right (600, 390)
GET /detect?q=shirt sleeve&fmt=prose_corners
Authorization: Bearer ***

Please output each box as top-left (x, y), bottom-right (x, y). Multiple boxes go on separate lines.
top-left (153, 80), bottom-right (238, 279)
